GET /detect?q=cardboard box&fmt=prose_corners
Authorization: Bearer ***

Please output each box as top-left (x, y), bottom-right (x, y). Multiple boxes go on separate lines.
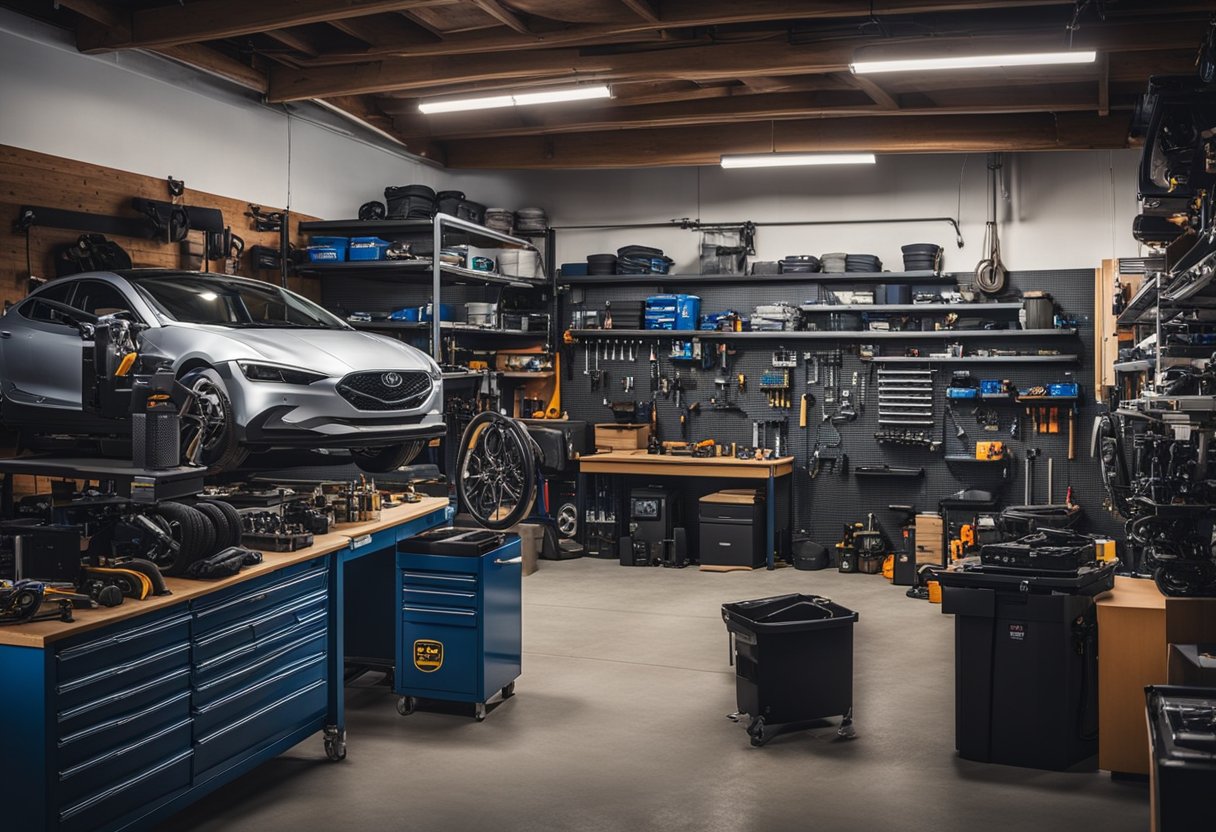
top-left (515, 522), bottom-right (542, 576)
top-left (914, 514), bottom-right (943, 567)
top-left (594, 423), bottom-right (650, 451)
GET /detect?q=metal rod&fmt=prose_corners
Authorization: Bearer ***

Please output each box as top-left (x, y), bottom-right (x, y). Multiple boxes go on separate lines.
top-left (1024, 455), bottom-right (1031, 504)
top-left (1047, 457), bottom-right (1054, 505)
top-left (548, 216), bottom-right (964, 247)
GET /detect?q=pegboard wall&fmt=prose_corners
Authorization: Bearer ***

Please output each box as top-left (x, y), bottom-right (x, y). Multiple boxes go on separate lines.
top-left (559, 268), bottom-right (1122, 548)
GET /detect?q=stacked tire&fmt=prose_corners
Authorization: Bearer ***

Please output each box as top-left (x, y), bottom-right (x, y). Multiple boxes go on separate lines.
top-left (145, 498), bottom-right (245, 576)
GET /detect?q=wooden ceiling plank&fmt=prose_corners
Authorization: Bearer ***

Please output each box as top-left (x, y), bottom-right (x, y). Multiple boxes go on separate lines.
top-left (470, 0), bottom-right (532, 34)
top-left (619, 0), bottom-right (661, 23)
top-left (439, 112), bottom-right (1132, 168)
top-left (155, 44), bottom-right (269, 93)
top-left (78, 0), bottom-right (460, 52)
top-left (264, 29), bottom-right (321, 57)
top-left (848, 73), bottom-right (898, 109)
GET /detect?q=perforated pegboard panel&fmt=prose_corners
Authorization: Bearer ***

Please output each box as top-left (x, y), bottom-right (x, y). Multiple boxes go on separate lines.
top-left (559, 269), bottom-right (1121, 547)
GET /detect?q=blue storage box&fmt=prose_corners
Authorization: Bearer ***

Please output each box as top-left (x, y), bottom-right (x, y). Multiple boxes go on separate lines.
top-left (418, 303), bottom-right (455, 322)
top-left (946, 387), bottom-right (979, 399)
top-left (309, 235), bottom-right (349, 260)
top-left (561, 262), bottom-right (589, 277)
top-left (676, 295), bottom-right (701, 330)
top-left (390, 307), bottom-right (421, 322)
top-left (980, 380), bottom-right (1005, 395)
top-left (1048, 383), bottom-right (1079, 398)
top-left (348, 236), bottom-right (390, 261)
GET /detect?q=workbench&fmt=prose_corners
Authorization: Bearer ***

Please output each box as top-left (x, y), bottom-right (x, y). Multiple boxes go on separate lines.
top-left (0, 497), bottom-right (450, 832)
top-left (577, 451), bottom-right (794, 568)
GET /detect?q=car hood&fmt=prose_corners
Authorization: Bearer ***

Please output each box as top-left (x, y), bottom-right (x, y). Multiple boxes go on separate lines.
top-left (165, 325), bottom-right (436, 376)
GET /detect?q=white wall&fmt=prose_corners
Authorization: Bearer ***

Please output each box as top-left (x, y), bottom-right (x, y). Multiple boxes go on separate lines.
top-left (0, 9), bottom-right (522, 219)
top-left (0, 8), bottom-right (1144, 274)
top-left (501, 151), bottom-right (1144, 274)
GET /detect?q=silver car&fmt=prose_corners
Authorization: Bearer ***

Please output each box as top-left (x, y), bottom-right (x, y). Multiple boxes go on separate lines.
top-left (0, 270), bottom-right (446, 472)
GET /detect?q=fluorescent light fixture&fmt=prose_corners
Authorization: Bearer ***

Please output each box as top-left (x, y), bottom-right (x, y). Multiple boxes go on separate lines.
top-left (851, 50), bottom-right (1096, 74)
top-left (720, 152), bottom-right (876, 169)
top-left (419, 85), bottom-right (611, 114)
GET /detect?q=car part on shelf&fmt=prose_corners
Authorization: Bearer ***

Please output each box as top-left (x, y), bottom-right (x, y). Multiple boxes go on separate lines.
top-left (457, 412), bottom-right (541, 530)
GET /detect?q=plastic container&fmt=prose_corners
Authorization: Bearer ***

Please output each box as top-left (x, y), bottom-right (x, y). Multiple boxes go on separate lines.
top-left (418, 303), bottom-right (455, 323)
top-left (722, 593), bottom-right (858, 746)
top-left (348, 237), bottom-right (390, 261)
top-left (308, 236), bottom-right (349, 261)
top-left (307, 246), bottom-right (342, 263)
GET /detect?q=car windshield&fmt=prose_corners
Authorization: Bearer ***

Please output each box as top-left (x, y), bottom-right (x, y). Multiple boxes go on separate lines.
top-left (132, 275), bottom-right (349, 329)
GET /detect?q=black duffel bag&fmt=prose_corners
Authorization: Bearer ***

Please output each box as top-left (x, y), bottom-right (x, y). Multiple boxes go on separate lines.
top-left (385, 184), bottom-right (437, 220)
top-left (437, 190), bottom-right (487, 225)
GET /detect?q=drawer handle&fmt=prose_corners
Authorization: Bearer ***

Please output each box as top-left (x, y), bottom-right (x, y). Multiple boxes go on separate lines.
top-left (493, 557), bottom-right (523, 565)
top-left (350, 535), bottom-right (373, 549)
top-left (400, 570), bottom-right (475, 582)
top-left (403, 588), bottom-right (476, 599)
top-left (402, 605), bottom-right (475, 617)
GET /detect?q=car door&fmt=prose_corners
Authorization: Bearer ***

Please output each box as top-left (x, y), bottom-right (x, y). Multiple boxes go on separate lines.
top-left (0, 279), bottom-right (85, 410)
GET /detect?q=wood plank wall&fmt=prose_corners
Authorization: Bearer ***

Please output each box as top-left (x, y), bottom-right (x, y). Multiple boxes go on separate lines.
top-left (0, 144), bottom-right (320, 308)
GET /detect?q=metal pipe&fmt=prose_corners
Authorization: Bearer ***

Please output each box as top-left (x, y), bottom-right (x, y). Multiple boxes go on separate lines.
top-left (1024, 455), bottom-right (1031, 504)
top-left (548, 216), bottom-right (965, 247)
top-left (1047, 457), bottom-right (1054, 505)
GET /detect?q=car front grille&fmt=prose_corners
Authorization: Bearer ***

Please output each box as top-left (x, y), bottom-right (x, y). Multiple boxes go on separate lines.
top-left (337, 371), bottom-right (432, 412)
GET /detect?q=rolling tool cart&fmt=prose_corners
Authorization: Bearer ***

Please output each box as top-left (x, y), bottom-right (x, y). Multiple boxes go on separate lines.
top-left (722, 594), bottom-right (858, 746)
top-left (937, 558), bottom-right (1116, 770)
top-left (394, 528), bottom-right (521, 722)
top-left (393, 411), bottom-right (536, 721)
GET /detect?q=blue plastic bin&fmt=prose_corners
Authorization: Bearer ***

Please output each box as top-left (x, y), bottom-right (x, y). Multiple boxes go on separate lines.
top-left (309, 236), bottom-right (349, 261)
top-left (349, 236), bottom-right (390, 261)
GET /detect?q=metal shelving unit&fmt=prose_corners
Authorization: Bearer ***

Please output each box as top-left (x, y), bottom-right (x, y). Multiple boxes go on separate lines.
top-left (557, 269), bottom-right (956, 288)
top-left (867, 354), bottom-right (1080, 365)
top-left (569, 328), bottom-right (1075, 342)
top-left (299, 213), bottom-right (547, 357)
top-left (349, 320), bottom-right (545, 339)
top-left (799, 302), bottom-right (1023, 314)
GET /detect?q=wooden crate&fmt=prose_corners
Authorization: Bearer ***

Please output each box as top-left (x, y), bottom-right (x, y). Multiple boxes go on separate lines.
top-left (594, 423), bottom-right (650, 451)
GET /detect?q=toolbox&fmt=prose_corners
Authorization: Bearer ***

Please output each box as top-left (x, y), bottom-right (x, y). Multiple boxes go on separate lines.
top-left (699, 490), bottom-right (765, 568)
top-left (394, 529), bottom-right (521, 720)
top-left (594, 423), bottom-right (650, 450)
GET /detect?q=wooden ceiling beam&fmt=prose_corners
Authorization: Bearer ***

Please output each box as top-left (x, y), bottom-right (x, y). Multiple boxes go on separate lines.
top-left (1097, 52), bottom-right (1110, 117)
top-left (619, 0), bottom-right (661, 23)
top-left (258, 0), bottom-right (1077, 64)
top-left (268, 21), bottom-right (1200, 102)
top-left (76, 0), bottom-right (459, 52)
top-left (263, 29), bottom-right (322, 58)
top-left (440, 112), bottom-right (1133, 168)
top-left (848, 74), bottom-right (899, 110)
top-left (396, 83), bottom-right (1113, 140)
top-left (470, 0), bottom-right (531, 34)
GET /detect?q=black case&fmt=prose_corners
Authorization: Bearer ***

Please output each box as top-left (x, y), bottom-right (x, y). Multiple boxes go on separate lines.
top-left (699, 494), bottom-right (764, 568)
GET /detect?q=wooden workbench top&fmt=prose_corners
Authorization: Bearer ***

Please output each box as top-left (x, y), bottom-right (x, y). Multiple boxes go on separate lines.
top-left (1095, 574), bottom-right (1167, 610)
top-left (0, 497), bottom-right (450, 649)
top-left (579, 451), bottom-right (794, 478)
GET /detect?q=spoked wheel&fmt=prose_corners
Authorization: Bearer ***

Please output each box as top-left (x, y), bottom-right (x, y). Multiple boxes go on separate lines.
top-left (179, 368), bottom-right (247, 472)
top-left (556, 502), bottom-right (578, 539)
top-left (456, 412), bottom-right (540, 530)
top-left (1153, 560), bottom-right (1216, 597)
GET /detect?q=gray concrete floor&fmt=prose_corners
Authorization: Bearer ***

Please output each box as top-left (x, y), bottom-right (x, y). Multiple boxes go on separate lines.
top-left (158, 559), bottom-right (1148, 832)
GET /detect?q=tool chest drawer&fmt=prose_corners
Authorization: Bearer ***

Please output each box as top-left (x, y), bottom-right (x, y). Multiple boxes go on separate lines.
top-left (194, 622), bottom-right (327, 707)
top-left (55, 609), bottom-right (191, 690)
top-left (54, 610), bottom-right (192, 714)
top-left (193, 678), bottom-right (327, 779)
top-left (57, 717), bottom-right (193, 807)
top-left (57, 687), bottom-right (192, 771)
top-left (191, 559), bottom-right (327, 639)
top-left (194, 651), bottom-right (326, 737)
top-left (191, 586), bottom-right (327, 666)
top-left (401, 578), bottom-right (479, 610)
top-left (57, 748), bottom-right (193, 832)
top-left (56, 664), bottom-right (192, 746)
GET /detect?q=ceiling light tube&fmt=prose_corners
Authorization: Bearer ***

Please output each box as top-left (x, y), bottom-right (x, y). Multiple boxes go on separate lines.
top-left (850, 50), bottom-right (1096, 74)
top-left (720, 152), bottom-right (876, 169)
top-left (420, 85), bottom-right (611, 114)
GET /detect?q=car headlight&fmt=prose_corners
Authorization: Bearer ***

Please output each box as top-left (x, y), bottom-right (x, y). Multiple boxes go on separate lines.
top-left (426, 360), bottom-right (444, 381)
top-left (238, 361), bottom-right (328, 385)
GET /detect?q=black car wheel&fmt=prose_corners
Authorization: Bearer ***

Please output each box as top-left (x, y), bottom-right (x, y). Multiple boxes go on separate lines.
top-left (179, 368), bottom-right (248, 472)
top-left (351, 440), bottom-right (424, 474)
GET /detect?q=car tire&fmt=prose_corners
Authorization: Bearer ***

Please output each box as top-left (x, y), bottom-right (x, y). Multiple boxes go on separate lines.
top-left (153, 501), bottom-right (214, 576)
top-left (194, 500), bottom-right (242, 551)
top-left (351, 440), bottom-right (424, 474)
top-left (179, 367), bottom-right (248, 473)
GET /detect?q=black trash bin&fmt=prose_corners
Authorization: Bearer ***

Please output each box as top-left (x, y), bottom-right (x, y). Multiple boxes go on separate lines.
top-left (722, 593), bottom-right (859, 746)
top-left (937, 561), bottom-right (1114, 770)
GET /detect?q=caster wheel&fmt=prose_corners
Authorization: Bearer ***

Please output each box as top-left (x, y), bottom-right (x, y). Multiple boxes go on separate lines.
top-left (396, 696), bottom-right (417, 716)
top-left (501, 681), bottom-right (516, 700)
top-left (837, 708), bottom-right (856, 740)
top-left (746, 717), bottom-right (767, 747)
top-left (474, 702), bottom-right (487, 722)
top-left (323, 728), bottom-right (347, 761)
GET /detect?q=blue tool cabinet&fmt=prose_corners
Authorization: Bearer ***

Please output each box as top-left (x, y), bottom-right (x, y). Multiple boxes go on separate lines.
top-left (394, 531), bottom-right (522, 721)
top-left (0, 556), bottom-right (331, 832)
